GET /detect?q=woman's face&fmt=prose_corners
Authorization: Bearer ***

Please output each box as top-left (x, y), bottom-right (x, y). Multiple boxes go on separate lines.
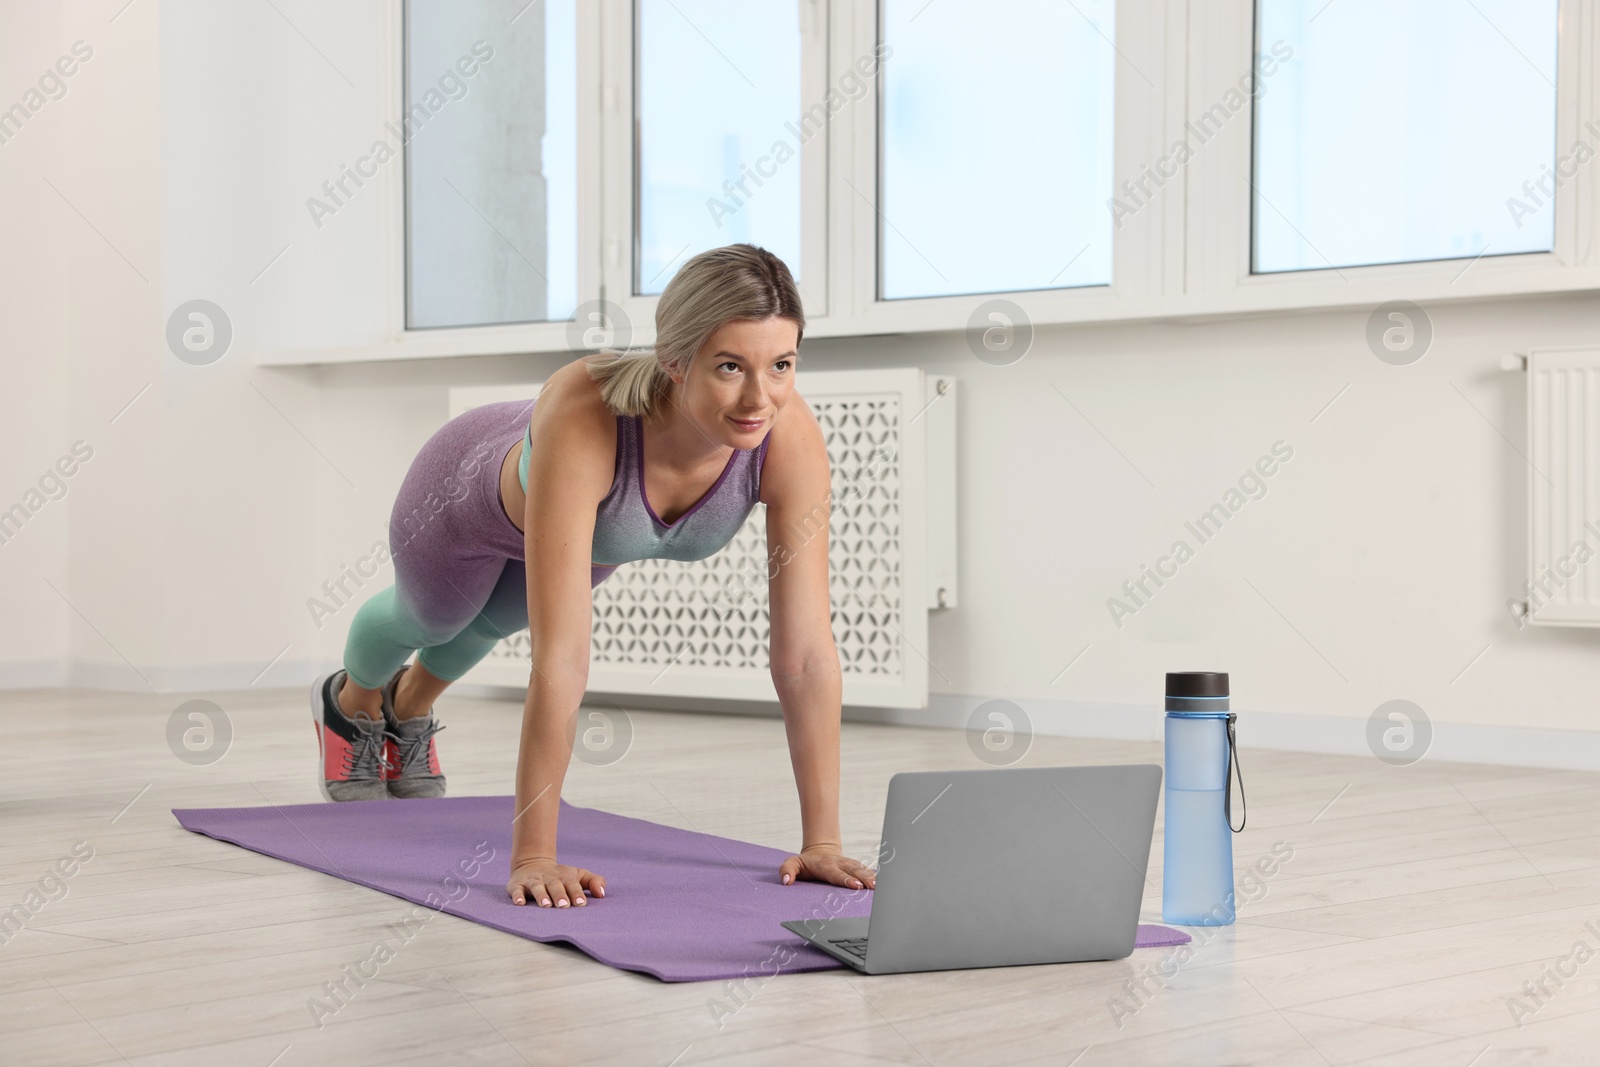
top-left (671, 316), bottom-right (800, 448)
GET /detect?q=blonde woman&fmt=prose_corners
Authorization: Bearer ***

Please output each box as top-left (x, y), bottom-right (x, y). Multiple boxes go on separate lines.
top-left (310, 243), bottom-right (878, 908)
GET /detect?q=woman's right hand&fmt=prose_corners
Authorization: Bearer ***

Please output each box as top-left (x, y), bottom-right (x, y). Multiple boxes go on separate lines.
top-left (507, 856), bottom-right (606, 908)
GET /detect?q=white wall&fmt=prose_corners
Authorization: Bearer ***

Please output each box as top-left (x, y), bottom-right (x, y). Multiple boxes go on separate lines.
top-left (0, 1), bottom-right (77, 686)
top-left (3, 1), bottom-right (1597, 765)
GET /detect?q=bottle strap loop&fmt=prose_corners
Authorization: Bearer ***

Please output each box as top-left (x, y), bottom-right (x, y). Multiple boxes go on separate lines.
top-left (1224, 712), bottom-right (1247, 833)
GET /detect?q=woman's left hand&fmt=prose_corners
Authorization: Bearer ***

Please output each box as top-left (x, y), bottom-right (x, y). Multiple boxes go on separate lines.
top-left (779, 846), bottom-right (877, 890)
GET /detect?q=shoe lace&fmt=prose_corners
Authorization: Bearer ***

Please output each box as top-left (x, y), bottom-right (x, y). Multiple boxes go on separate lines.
top-left (386, 720), bottom-right (446, 775)
top-left (342, 725), bottom-right (392, 782)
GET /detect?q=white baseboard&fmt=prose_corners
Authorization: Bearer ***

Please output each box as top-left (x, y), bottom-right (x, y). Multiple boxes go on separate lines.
top-left (0, 657), bottom-right (329, 693)
top-left (0, 660), bottom-right (68, 689)
top-left (474, 686), bottom-right (1600, 772)
top-left (7, 663), bottom-right (1597, 772)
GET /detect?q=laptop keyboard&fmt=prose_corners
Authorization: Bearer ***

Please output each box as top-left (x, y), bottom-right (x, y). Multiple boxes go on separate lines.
top-left (828, 937), bottom-right (869, 960)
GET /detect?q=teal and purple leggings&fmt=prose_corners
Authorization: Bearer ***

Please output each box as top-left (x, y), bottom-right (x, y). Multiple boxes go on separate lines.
top-left (342, 400), bottom-right (616, 689)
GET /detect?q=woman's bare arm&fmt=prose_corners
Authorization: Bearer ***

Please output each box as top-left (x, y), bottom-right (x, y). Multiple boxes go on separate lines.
top-left (508, 368), bottom-right (614, 906)
top-left (762, 395), bottom-right (877, 891)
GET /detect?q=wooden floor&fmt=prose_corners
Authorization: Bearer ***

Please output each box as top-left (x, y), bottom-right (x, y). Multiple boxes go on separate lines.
top-left (2, 686), bottom-right (1597, 1066)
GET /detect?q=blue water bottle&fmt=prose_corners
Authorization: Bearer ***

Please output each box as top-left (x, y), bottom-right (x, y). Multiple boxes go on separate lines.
top-left (1162, 671), bottom-right (1247, 926)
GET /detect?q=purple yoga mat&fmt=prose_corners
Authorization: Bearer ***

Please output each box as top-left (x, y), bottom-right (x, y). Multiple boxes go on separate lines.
top-left (170, 795), bottom-right (1188, 982)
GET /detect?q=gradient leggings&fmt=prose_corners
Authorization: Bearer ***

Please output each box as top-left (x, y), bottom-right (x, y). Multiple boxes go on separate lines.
top-left (342, 398), bottom-right (617, 689)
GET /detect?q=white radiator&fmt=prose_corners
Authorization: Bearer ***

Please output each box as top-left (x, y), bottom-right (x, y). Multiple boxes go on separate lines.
top-left (446, 367), bottom-right (957, 706)
top-left (1518, 347), bottom-right (1600, 626)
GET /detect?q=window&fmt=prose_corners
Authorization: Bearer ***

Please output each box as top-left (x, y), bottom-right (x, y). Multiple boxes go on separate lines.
top-left (634, 0), bottom-right (803, 296)
top-left (278, 0), bottom-right (1597, 366)
top-left (878, 0), bottom-right (1116, 300)
top-left (404, 0), bottom-right (577, 328)
top-left (1252, 0), bottom-right (1560, 274)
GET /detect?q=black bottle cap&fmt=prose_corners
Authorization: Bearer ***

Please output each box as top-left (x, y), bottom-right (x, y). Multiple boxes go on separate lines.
top-left (1166, 671), bottom-right (1229, 697)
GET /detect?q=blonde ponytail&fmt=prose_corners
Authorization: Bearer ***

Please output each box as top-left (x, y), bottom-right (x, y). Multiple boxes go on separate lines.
top-left (581, 347), bottom-right (672, 418)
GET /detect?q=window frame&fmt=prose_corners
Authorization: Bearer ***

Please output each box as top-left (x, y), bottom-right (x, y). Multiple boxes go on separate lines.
top-left (348, 0), bottom-right (604, 363)
top-left (1188, 0), bottom-right (1597, 312)
top-left (835, 0), bottom-right (1182, 335)
top-left (257, 0), bottom-right (1600, 367)
top-left (600, 0), bottom-right (831, 337)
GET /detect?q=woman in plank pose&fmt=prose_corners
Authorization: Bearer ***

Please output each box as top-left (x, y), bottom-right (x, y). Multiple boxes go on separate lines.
top-left (310, 243), bottom-right (877, 907)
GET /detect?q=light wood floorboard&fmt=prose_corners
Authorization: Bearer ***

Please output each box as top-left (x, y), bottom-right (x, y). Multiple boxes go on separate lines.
top-left (2, 687), bottom-right (1596, 1065)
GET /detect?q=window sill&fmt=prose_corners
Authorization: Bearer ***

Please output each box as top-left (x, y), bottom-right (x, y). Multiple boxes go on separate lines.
top-left (256, 257), bottom-right (1600, 367)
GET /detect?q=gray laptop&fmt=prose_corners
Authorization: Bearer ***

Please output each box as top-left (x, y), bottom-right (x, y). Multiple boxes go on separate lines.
top-left (780, 764), bottom-right (1162, 975)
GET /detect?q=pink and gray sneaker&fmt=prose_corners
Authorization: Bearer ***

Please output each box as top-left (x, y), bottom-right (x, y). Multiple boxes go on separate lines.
top-left (380, 665), bottom-right (447, 799)
top-left (310, 669), bottom-right (391, 802)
